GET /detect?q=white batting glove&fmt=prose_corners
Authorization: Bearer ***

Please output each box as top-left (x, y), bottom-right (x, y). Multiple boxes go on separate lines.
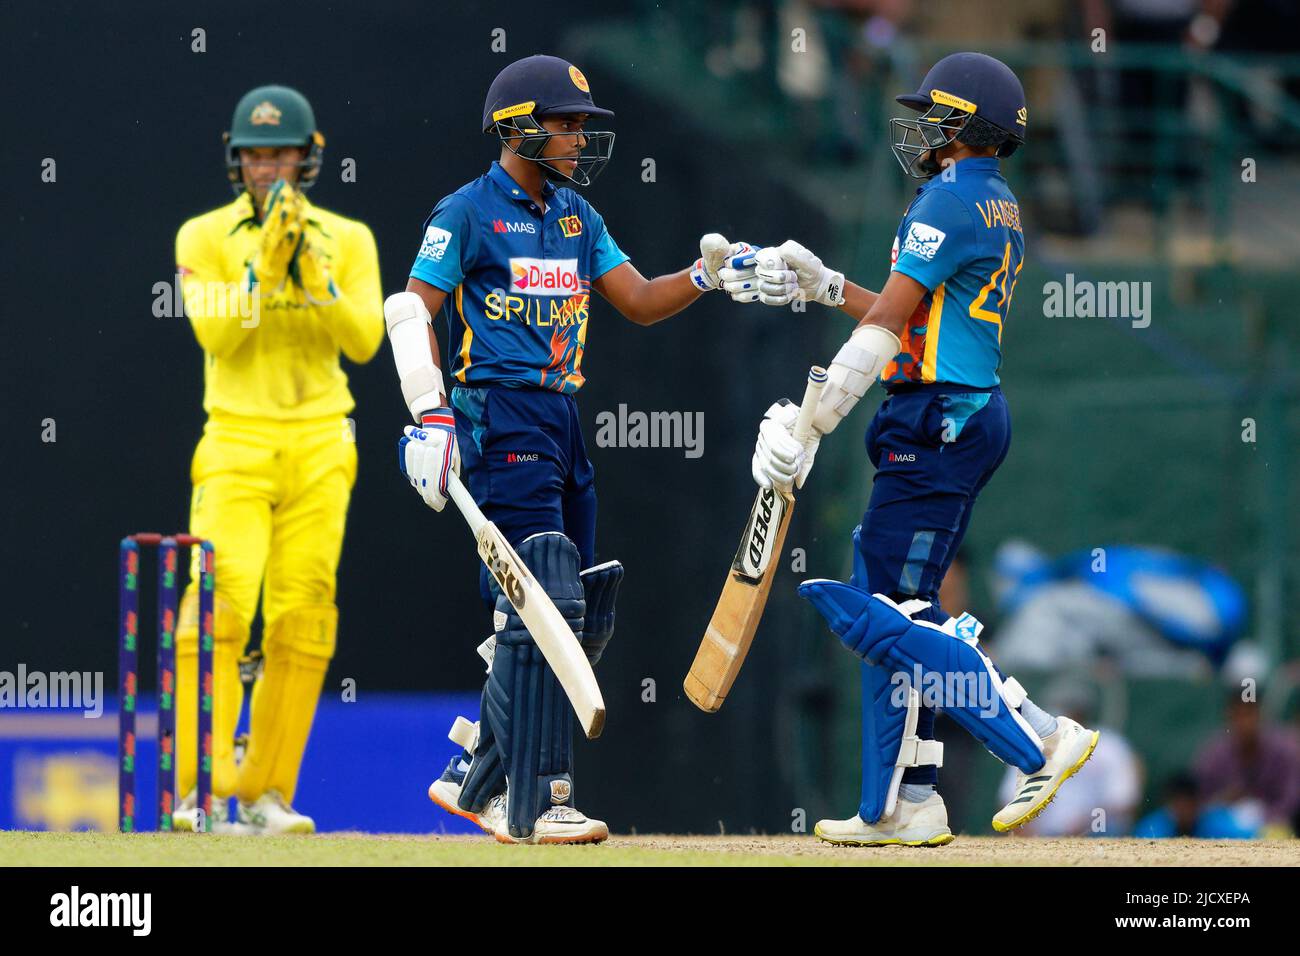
top-left (690, 233), bottom-right (755, 292)
top-left (754, 240), bottom-right (846, 307)
top-left (717, 248), bottom-right (764, 300)
top-left (398, 410), bottom-right (460, 512)
top-left (751, 399), bottom-right (820, 491)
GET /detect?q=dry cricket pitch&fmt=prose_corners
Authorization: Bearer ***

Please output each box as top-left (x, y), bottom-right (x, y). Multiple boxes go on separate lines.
top-left (3, 831), bottom-right (1296, 867)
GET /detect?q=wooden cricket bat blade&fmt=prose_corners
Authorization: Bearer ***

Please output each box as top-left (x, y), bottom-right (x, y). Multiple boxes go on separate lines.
top-left (684, 485), bottom-right (795, 711)
top-left (683, 365), bottom-right (826, 713)
top-left (446, 473), bottom-right (606, 738)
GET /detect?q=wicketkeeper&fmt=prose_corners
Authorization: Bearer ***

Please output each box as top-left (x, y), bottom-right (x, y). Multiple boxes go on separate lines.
top-left (171, 84), bottom-right (383, 832)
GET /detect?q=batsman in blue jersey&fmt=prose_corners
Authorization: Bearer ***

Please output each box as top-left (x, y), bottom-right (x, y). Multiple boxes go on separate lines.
top-left (383, 55), bottom-right (758, 844)
top-left (744, 53), bottom-right (1099, 846)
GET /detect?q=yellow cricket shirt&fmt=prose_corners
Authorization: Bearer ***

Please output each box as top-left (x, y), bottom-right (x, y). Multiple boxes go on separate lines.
top-left (175, 191), bottom-right (383, 419)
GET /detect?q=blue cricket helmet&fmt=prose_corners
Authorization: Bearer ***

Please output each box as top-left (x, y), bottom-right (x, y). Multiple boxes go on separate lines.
top-left (482, 55), bottom-right (615, 187)
top-left (890, 52), bottom-right (1027, 179)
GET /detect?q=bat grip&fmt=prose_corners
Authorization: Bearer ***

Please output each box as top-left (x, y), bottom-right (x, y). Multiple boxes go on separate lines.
top-left (792, 366), bottom-right (828, 449)
top-left (445, 470), bottom-right (485, 536)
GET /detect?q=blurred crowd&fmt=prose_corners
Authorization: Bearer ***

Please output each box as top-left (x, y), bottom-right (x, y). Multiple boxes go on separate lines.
top-left (697, 0), bottom-right (1300, 235)
top-left (941, 544), bottom-right (1300, 839)
top-left (994, 684), bottom-right (1300, 840)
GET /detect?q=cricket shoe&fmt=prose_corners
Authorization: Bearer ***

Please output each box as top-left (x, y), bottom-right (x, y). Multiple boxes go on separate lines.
top-left (814, 793), bottom-right (954, 847)
top-left (238, 790), bottom-right (316, 835)
top-left (993, 716), bottom-right (1100, 833)
top-left (478, 793), bottom-right (508, 834)
top-left (427, 755), bottom-right (502, 834)
top-left (171, 790), bottom-right (231, 833)
top-left (495, 806), bottom-right (608, 845)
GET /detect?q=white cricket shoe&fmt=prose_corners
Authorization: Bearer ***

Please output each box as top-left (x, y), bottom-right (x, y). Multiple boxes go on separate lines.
top-left (428, 777), bottom-right (485, 831)
top-left (993, 716), bottom-right (1100, 833)
top-left (479, 793), bottom-right (508, 835)
top-left (428, 777), bottom-right (507, 836)
top-left (238, 790), bottom-right (316, 835)
top-left (495, 805), bottom-right (608, 845)
top-left (815, 792), bottom-right (954, 847)
top-left (171, 790), bottom-right (231, 833)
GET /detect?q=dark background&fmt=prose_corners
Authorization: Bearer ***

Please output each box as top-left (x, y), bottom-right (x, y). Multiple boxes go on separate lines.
top-left (1, 1), bottom-right (838, 832)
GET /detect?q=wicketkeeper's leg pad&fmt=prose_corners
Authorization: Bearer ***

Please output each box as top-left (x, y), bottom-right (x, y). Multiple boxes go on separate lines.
top-left (481, 532), bottom-right (586, 839)
top-left (177, 587), bottom-right (247, 799)
top-left (799, 579), bottom-right (1045, 774)
top-left (237, 603), bottom-right (336, 805)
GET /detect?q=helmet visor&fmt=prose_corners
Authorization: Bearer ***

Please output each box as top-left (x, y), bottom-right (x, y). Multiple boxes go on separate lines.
top-left (889, 103), bottom-right (966, 179)
top-left (496, 113), bottom-right (616, 188)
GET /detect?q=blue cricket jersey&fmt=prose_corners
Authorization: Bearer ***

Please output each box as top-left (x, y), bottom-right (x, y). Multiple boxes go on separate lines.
top-left (409, 162), bottom-right (629, 394)
top-left (883, 156), bottom-right (1025, 388)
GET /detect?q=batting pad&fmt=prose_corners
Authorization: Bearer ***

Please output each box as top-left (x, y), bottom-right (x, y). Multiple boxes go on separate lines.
top-left (458, 686), bottom-right (505, 815)
top-left (482, 532), bottom-right (586, 839)
top-left (858, 663), bottom-right (943, 823)
top-left (799, 580), bottom-right (1045, 774)
top-left (579, 560), bottom-right (624, 665)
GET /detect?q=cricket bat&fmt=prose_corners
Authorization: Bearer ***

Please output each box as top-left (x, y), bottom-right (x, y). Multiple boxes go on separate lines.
top-left (684, 366), bottom-right (828, 713)
top-left (445, 472), bottom-right (606, 738)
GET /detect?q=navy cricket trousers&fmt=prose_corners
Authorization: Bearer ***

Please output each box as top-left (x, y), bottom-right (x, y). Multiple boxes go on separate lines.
top-left (451, 385), bottom-right (597, 605)
top-left (858, 384), bottom-right (1011, 619)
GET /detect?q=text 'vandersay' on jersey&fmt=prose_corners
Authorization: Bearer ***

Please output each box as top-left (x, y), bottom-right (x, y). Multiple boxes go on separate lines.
top-left (883, 156), bottom-right (1025, 389)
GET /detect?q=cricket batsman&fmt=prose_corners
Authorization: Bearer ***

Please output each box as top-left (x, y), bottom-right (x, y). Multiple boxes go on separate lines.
top-left (383, 54), bottom-right (757, 844)
top-left (744, 53), bottom-right (1099, 845)
top-left (171, 85), bottom-right (384, 832)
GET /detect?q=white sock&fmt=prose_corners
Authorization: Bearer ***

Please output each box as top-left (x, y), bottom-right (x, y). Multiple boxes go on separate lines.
top-left (898, 783), bottom-right (935, 804)
top-left (1018, 697), bottom-right (1059, 739)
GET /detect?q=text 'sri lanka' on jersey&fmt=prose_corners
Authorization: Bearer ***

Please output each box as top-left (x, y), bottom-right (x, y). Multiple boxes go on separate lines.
top-left (882, 156), bottom-right (1025, 390)
top-left (409, 162), bottom-right (629, 395)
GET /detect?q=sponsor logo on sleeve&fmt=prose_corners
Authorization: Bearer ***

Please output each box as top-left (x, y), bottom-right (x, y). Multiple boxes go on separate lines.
top-left (508, 258), bottom-right (582, 295)
top-left (901, 221), bottom-right (946, 262)
top-left (418, 226), bottom-right (452, 262)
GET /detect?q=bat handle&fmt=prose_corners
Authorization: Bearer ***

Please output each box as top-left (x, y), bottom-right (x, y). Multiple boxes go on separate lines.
top-left (444, 470), bottom-right (486, 537)
top-left (792, 366), bottom-right (828, 449)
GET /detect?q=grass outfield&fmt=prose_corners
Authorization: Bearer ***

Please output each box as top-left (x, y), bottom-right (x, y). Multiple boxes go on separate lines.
top-left (3, 831), bottom-right (1298, 866)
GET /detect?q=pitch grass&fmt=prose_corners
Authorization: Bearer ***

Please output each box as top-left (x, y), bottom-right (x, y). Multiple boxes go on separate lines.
top-left (5, 832), bottom-right (826, 868)
top-left (3, 832), bottom-right (809, 868)
top-left (4, 831), bottom-right (1299, 867)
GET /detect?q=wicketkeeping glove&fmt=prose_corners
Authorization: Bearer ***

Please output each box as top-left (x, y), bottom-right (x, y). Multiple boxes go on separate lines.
top-left (753, 240), bottom-right (846, 307)
top-left (249, 180), bottom-right (305, 292)
top-left (398, 410), bottom-right (460, 512)
top-left (291, 239), bottom-right (339, 305)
